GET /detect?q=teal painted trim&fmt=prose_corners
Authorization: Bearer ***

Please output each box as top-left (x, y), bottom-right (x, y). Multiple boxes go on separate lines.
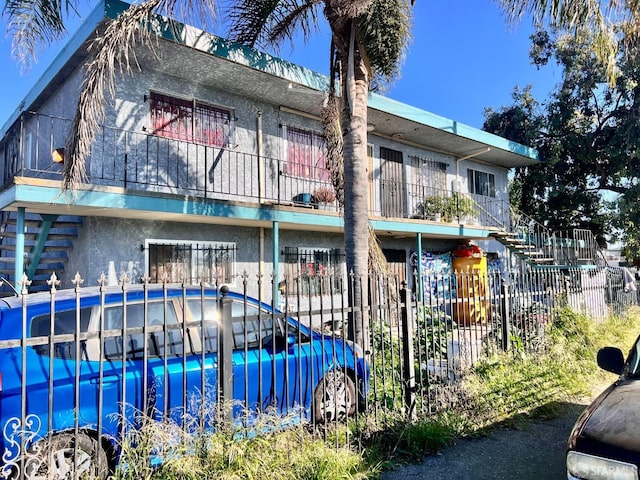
top-left (7, 185), bottom-right (495, 238)
top-left (369, 217), bottom-right (491, 237)
top-left (7, 185), bottom-right (498, 239)
top-left (10, 184), bottom-right (346, 228)
top-left (26, 215), bottom-right (57, 280)
top-left (1, 1), bottom-right (108, 135)
top-left (368, 94), bottom-right (539, 162)
top-left (416, 234), bottom-right (423, 302)
top-left (272, 221), bottom-right (279, 308)
top-left (15, 207), bottom-right (25, 292)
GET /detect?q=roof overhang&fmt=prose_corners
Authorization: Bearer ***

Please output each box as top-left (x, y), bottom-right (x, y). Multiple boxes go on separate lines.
top-left (2, 0), bottom-right (540, 169)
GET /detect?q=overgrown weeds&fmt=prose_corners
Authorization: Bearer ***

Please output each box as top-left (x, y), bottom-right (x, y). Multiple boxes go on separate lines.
top-left (112, 406), bottom-right (377, 480)
top-left (360, 306), bottom-right (640, 470)
top-left (461, 306), bottom-right (640, 431)
top-left (109, 307), bottom-right (640, 479)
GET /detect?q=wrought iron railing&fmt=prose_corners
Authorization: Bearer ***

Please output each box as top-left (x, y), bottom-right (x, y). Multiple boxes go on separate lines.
top-left (1, 112), bottom-right (511, 225)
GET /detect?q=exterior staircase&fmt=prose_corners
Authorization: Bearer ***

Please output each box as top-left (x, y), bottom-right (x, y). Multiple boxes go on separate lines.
top-left (0, 211), bottom-right (83, 294)
top-left (489, 208), bottom-right (605, 268)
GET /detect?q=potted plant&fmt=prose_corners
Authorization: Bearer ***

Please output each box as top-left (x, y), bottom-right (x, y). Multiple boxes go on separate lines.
top-left (442, 193), bottom-right (476, 223)
top-left (413, 195), bottom-right (445, 221)
top-left (313, 186), bottom-right (337, 210)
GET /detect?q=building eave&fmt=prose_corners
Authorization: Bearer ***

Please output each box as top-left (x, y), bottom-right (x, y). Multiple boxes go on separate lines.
top-left (1, 0), bottom-right (539, 169)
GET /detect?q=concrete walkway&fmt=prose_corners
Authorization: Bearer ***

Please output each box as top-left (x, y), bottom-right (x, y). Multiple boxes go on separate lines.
top-left (381, 402), bottom-right (587, 480)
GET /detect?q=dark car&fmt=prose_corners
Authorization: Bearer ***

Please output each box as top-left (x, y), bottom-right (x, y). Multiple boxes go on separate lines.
top-left (567, 342), bottom-right (640, 480)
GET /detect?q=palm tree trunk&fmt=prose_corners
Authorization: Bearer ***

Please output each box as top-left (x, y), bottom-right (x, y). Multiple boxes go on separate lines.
top-left (337, 21), bottom-right (370, 350)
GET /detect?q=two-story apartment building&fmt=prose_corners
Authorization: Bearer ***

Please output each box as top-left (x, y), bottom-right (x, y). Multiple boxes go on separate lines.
top-left (0, 0), bottom-right (540, 300)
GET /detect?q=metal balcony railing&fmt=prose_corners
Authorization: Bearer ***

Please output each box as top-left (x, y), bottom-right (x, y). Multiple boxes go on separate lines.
top-left (1, 111), bottom-right (510, 226)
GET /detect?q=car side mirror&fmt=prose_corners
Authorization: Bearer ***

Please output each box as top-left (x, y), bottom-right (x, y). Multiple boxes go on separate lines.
top-left (597, 347), bottom-right (625, 375)
top-left (264, 333), bottom-right (296, 351)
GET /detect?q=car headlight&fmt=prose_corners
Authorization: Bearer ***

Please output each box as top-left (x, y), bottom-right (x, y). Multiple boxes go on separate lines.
top-left (567, 451), bottom-right (638, 480)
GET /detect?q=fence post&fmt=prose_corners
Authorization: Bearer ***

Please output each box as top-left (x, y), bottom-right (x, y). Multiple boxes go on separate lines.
top-left (400, 284), bottom-right (416, 420)
top-left (501, 278), bottom-right (511, 352)
top-left (218, 285), bottom-right (234, 422)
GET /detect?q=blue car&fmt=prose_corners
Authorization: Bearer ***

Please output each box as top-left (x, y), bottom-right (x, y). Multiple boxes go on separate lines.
top-left (0, 285), bottom-right (368, 479)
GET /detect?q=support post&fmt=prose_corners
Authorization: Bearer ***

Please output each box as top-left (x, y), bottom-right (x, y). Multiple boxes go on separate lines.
top-left (501, 279), bottom-right (511, 352)
top-left (15, 207), bottom-right (25, 293)
top-left (272, 221), bottom-right (279, 308)
top-left (415, 233), bottom-right (423, 302)
top-left (218, 285), bottom-right (234, 422)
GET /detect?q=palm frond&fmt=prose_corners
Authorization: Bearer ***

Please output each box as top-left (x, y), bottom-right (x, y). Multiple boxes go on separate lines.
top-left (358, 0), bottom-right (412, 86)
top-left (64, 0), bottom-right (162, 189)
top-left (63, 0), bottom-right (217, 190)
top-left (226, 0), bottom-right (321, 51)
top-left (266, 0), bottom-right (322, 48)
top-left (3, 0), bottom-right (79, 68)
top-left (321, 91), bottom-right (344, 206)
top-left (498, 0), bottom-right (627, 83)
top-left (225, 0), bottom-right (283, 47)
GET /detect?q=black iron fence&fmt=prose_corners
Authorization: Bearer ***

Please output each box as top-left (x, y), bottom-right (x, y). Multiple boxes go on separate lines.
top-left (0, 264), bottom-right (637, 478)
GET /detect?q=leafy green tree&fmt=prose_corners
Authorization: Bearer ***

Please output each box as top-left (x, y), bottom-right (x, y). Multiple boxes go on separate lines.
top-left (484, 28), bottom-right (640, 250)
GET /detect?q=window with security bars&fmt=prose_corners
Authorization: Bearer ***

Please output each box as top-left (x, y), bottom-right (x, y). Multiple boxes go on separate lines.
top-left (147, 241), bottom-right (236, 284)
top-left (150, 92), bottom-right (233, 147)
top-left (410, 155), bottom-right (447, 194)
top-left (283, 247), bottom-right (343, 295)
top-left (284, 126), bottom-right (331, 181)
top-left (467, 168), bottom-right (496, 197)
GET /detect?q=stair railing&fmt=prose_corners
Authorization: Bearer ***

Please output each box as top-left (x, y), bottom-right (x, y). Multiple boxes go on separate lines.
top-left (510, 208), bottom-right (555, 260)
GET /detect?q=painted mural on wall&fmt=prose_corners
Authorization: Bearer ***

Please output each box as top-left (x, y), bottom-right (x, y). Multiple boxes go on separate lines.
top-left (410, 250), bottom-right (455, 300)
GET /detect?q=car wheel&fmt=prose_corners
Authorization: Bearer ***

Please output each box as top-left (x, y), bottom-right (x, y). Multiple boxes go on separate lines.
top-left (29, 432), bottom-right (109, 480)
top-left (314, 370), bottom-right (356, 423)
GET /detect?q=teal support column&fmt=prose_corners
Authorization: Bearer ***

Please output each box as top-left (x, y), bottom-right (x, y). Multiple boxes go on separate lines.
top-left (15, 207), bottom-right (25, 292)
top-left (272, 221), bottom-right (280, 309)
top-left (416, 233), bottom-right (423, 302)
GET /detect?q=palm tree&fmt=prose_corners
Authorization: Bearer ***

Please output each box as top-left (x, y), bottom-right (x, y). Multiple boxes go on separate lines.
top-left (225, 0), bottom-right (413, 346)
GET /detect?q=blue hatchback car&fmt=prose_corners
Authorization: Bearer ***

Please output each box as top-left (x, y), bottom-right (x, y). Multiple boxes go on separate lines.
top-left (0, 285), bottom-right (368, 479)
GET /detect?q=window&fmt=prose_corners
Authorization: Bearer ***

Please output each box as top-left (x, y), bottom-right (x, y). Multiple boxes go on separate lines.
top-left (147, 240), bottom-right (236, 285)
top-left (467, 169), bottom-right (495, 197)
top-left (284, 126), bottom-right (330, 180)
top-left (101, 300), bottom-right (184, 360)
top-left (150, 92), bottom-right (233, 147)
top-left (283, 247), bottom-right (343, 295)
top-left (187, 299), bottom-right (286, 352)
top-left (31, 307), bottom-right (93, 359)
top-left (410, 156), bottom-right (447, 194)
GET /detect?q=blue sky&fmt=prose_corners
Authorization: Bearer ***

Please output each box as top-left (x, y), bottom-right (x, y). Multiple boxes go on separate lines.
top-left (0, 0), bottom-right (559, 131)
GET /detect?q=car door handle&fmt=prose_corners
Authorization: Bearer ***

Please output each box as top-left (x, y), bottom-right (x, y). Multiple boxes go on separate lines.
top-left (90, 374), bottom-right (120, 385)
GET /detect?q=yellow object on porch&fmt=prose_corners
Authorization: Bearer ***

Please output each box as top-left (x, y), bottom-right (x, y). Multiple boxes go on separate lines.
top-left (453, 253), bottom-right (489, 326)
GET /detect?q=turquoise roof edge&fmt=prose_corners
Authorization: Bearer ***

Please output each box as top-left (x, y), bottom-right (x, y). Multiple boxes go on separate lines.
top-left (368, 94), bottom-right (539, 161)
top-left (3, 0), bottom-right (538, 162)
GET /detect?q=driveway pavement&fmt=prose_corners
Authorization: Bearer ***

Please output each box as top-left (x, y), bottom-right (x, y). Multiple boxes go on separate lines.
top-left (381, 401), bottom-right (587, 480)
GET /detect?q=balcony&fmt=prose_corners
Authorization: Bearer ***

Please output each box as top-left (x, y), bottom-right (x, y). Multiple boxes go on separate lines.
top-left (0, 112), bottom-right (510, 228)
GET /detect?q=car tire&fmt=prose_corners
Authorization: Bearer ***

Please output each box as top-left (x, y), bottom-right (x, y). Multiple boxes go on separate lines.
top-left (313, 370), bottom-right (356, 423)
top-left (29, 432), bottom-right (110, 480)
